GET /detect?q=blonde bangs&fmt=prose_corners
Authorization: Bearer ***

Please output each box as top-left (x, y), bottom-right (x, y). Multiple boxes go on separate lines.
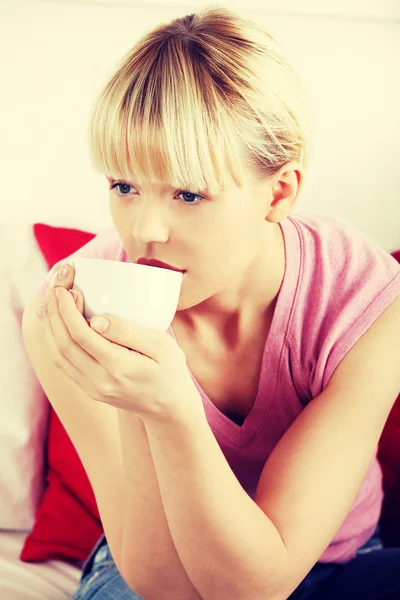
top-left (89, 34), bottom-right (247, 196)
top-left (89, 6), bottom-right (310, 195)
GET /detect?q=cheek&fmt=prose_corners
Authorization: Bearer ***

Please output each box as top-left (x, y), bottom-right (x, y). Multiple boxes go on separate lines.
top-left (108, 197), bottom-right (120, 223)
top-left (109, 200), bottom-right (135, 238)
top-left (212, 221), bottom-right (260, 267)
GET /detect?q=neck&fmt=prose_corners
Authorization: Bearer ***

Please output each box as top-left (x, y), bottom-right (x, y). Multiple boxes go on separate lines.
top-left (176, 222), bottom-right (285, 346)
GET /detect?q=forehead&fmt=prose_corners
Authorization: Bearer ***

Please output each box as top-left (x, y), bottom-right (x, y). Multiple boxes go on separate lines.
top-left (105, 163), bottom-right (256, 194)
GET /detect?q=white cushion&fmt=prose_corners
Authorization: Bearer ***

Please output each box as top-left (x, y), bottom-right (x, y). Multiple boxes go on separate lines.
top-left (1, 223), bottom-right (50, 309)
top-left (0, 224), bottom-right (50, 530)
top-left (0, 531), bottom-right (81, 599)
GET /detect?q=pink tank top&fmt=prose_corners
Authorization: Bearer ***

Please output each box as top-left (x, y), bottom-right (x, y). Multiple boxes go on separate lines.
top-left (38, 213), bottom-right (400, 563)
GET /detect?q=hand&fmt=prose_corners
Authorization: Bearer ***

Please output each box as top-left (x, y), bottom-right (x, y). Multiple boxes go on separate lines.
top-left (43, 262), bottom-right (86, 318)
top-left (37, 264), bottom-right (204, 423)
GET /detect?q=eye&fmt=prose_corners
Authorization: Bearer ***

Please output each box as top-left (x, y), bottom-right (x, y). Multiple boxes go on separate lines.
top-left (109, 182), bottom-right (136, 196)
top-left (176, 191), bottom-right (206, 206)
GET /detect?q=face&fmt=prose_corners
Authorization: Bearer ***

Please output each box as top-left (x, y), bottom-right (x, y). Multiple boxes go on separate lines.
top-left (106, 162), bottom-right (297, 323)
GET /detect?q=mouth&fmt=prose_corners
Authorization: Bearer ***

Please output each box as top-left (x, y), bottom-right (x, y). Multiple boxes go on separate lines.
top-left (136, 257), bottom-right (185, 273)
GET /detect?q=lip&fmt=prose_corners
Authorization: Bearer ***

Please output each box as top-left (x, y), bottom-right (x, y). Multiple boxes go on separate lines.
top-left (136, 257), bottom-right (185, 272)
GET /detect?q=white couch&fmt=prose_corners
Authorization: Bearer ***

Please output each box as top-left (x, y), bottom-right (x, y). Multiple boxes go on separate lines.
top-left (0, 531), bottom-right (81, 600)
top-left (0, 223), bottom-right (86, 599)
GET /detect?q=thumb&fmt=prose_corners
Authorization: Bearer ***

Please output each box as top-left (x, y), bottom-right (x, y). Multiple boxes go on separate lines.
top-left (69, 289), bottom-right (85, 317)
top-left (89, 314), bottom-right (171, 361)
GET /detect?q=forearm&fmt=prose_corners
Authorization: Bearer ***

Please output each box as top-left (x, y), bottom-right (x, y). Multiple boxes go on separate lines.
top-left (117, 410), bottom-right (203, 600)
top-left (143, 413), bottom-right (288, 600)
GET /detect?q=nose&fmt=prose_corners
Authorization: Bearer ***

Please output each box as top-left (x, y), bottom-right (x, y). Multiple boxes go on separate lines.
top-left (131, 200), bottom-right (169, 245)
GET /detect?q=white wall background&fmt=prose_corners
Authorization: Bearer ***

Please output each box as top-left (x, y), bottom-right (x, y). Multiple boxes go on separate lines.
top-left (1, 0), bottom-right (399, 251)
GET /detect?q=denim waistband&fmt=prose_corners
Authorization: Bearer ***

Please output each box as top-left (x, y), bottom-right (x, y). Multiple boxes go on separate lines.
top-left (356, 523), bottom-right (384, 555)
top-left (80, 534), bottom-right (108, 580)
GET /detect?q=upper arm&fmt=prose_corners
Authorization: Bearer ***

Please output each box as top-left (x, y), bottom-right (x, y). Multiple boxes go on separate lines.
top-left (22, 295), bottom-right (126, 570)
top-left (254, 296), bottom-right (400, 599)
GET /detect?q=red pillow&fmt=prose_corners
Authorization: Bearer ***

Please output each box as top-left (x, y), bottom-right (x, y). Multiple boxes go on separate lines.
top-left (377, 249), bottom-right (400, 548)
top-left (20, 224), bottom-right (104, 564)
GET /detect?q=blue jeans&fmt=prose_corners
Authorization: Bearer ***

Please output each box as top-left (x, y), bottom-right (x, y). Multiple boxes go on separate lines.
top-left (70, 524), bottom-right (400, 599)
top-left (69, 534), bottom-right (142, 600)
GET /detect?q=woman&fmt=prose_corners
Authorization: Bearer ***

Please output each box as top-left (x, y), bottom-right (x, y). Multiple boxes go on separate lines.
top-left (23, 6), bottom-right (400, 600)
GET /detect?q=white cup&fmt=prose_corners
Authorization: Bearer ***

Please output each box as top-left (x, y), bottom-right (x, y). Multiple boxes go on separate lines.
top-left (70, 258), bottom-right (183, 331)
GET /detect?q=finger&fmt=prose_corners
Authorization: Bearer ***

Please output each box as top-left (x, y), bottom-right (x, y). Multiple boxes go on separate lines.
top-left (55, 286), bottom-right (133, 367)
top-left (41, 290), bottom-right (88, 385)
top-left (46, 287), bottom-right (103, 389)
top-left (69, 289), bottom-right (85, 317)
top-left (75, 289), bottom-right (85, 316)
top-left (48, 262), bottom-right (85, 317)
top-left (49, 263), bottom-right (75, 290)
top-left (89, 310), bottom-right (180, 366)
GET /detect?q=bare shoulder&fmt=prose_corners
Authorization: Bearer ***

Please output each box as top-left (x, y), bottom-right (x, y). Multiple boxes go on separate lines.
top-left (328, 294), bottom-right (400, 401)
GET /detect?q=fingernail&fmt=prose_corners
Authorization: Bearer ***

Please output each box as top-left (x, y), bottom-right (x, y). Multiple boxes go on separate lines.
top-left (38, 303), bottom-right (47, 319)
top-left (59, 265), bottom-right (69, 279)
top-left (91, 317), bottom-right (109, 333)
top-left (69, 290), bottom-right (78, 303)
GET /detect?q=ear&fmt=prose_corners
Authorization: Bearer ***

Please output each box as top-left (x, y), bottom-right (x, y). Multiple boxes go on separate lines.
top-left (265, 161), bottom-right (303, 223)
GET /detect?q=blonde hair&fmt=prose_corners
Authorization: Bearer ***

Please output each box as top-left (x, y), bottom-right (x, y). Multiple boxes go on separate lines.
top-left (89, 4), bottom-right (311, 196)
